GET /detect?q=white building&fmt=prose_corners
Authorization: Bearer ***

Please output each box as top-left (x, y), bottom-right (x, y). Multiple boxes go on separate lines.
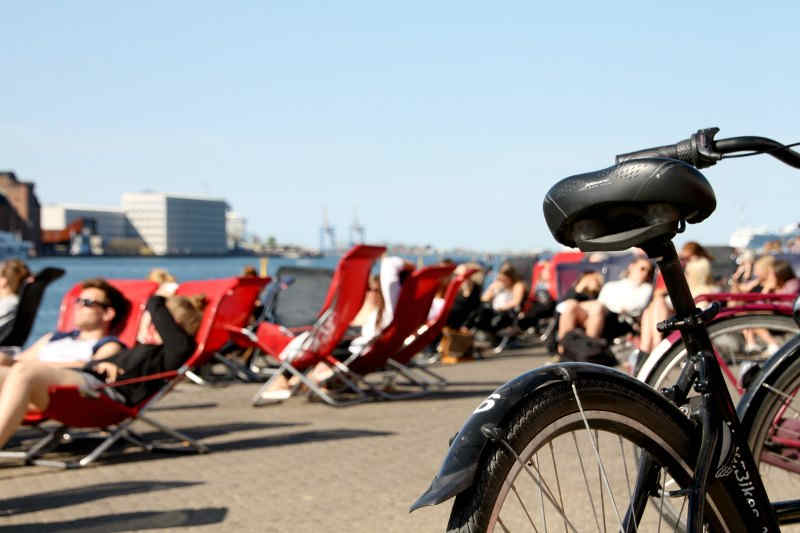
top-left (226, 211), bottom-right (246, 250)
top-left (122, 192), bottom-right (228, 255)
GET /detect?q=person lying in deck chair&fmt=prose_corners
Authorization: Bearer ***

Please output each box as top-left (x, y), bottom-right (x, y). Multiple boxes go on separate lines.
top-left (0, 291), bottom-right (205, 449)
top-left (258, 256), bottom-right (414, 401)
top-left (0, 278), bottom-right (128, 367)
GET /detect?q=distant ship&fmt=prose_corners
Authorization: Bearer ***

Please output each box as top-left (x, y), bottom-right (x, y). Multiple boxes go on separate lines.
top-left (0, 231), bottom-right (33, 258)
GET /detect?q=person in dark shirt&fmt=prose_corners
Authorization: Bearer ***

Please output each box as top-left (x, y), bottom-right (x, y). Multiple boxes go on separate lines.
top-left (0, 293), bottom-right (205, 449)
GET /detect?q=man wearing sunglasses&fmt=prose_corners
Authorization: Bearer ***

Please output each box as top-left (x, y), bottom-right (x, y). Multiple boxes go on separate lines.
top-left (3, 278), bottom-right (128, 367)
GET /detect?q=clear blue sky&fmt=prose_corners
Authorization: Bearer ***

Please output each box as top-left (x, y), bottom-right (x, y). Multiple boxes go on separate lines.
top-left (2, 2), bottom-right (799, 251)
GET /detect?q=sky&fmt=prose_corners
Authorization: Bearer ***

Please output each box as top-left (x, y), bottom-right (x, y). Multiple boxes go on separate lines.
top-left (2, 2), bottom-right (799, 252)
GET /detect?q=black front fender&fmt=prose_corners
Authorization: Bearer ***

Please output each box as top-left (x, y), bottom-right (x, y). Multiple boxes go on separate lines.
top-left (410, 362), bottom-right (656, 512)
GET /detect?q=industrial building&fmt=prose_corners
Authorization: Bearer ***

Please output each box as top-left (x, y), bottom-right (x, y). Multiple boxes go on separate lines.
top-left (122, 192), bottom-right (228, 255)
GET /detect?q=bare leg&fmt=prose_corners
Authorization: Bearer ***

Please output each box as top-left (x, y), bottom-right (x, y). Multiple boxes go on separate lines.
top-left (639, 304), bottom-right (654, 353)
top-left (581, 300), bottom-right (606, 338)
top-left (557, 299), bottom-right (585, 340)
top-left (0, 363), bottom-right (86, 448)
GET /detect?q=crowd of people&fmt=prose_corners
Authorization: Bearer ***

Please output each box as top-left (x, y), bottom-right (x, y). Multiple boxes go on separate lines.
top-left (0, 242), bottom-right (798, 451)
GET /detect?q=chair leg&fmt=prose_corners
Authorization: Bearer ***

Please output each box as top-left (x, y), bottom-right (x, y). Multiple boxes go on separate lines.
top-left (136, 414), bottom-right (209, 453)
top-left (184, 370), bottom-right (209, 386)
top-left (0, 426), bottom-right (65, 464)
top-left (212, 353), bottom-right (265, 383)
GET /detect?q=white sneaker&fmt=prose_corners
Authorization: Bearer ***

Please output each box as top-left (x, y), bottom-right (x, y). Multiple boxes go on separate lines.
top-left (255, 389), bottom-right (292, 405)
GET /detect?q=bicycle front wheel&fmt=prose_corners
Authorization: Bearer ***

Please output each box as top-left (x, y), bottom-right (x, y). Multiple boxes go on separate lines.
top-left (744, 341), bottom-right (800, 532)
top-left (447, 372), bottom-right (745, 532)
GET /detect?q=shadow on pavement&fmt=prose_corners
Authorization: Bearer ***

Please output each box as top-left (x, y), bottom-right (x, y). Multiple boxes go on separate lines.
top-left (208, 428), bottom-right (393, 452)
top-left (148, 402), bottom-right (219, 412)
top-left (0, 480), bottom-right (202, 516)
top-left (0, 507), bottom-right (228, 532)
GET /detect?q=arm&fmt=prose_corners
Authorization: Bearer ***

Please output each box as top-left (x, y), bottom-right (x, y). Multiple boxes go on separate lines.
top-left (147, 296), bottom-right (195, 370)
top-left (90, 341), bottom-right (124, 362)
top-left (14, 333), bottom-right (54, 363)
top-left (480, 282), bottom-right (499, 303)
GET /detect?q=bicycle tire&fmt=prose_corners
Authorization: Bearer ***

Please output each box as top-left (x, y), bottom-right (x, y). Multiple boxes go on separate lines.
top-left (643, 314), bottom-right (798, 402)
top-left (744, 346), bottom-right (800, 531)
top-left (446, 373), bottom-right (747, 532)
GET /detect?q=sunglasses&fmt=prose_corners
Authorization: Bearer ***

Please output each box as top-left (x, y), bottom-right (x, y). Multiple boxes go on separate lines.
top-left (75, 297), bottom-right (110, 309)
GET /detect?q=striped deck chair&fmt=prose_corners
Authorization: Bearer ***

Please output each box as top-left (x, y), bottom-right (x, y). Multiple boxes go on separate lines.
top-left (315, 264), bottom-right (456, 402)
top-left (249, 245), bottom-right (385, 406)
top-left (1, 276), bottom-right (267, 468)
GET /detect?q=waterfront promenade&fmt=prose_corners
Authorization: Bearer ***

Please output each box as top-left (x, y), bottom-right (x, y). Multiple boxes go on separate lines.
top-left (1, 347), bottom-right (549, 532)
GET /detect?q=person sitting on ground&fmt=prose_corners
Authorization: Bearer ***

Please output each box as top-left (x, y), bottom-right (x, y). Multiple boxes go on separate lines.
top-left (0, 290), bottom-right (205, 450)
top-left (257, 256), bottom-right (414, 401)
top-left (0, 259), bottom-right (31, 331)
top-left (1, 278), bottom-right (128, 367)
top-left (148, 268), bottom-right (178, 295)
top-left (557, 257), bottom-right (654, 346)
top-left (464, 262), bottom-right (526, 339)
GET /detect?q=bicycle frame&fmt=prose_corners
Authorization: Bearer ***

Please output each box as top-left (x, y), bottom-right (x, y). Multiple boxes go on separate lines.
top-left (638, 238), bottom-right (781, 532)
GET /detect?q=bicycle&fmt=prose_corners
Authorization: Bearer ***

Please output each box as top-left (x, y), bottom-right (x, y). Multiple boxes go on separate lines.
top-left (410, 127), bottom-right (800, 532)
top-left (638, 292), bottom-right (799, 403)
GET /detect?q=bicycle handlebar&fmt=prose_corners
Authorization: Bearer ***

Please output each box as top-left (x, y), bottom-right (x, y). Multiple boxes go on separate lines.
top-left (615, 127), bottom-right (800, 170)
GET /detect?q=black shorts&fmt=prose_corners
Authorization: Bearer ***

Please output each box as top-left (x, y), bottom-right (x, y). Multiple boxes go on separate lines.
top-left (602, 310), bottom-right (634, 340)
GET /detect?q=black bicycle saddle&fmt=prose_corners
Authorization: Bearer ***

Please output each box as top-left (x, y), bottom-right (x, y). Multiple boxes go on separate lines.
top-left (543, 158), bottom-right (716, 251)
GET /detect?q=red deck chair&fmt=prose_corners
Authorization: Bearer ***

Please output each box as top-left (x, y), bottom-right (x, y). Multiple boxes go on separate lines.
top-left (241, 245), bottom-right (386, 363)
top-left (378, 267), bottom-right (478, 389)
top-left (249, 245), bottom-right (386, 406)
top-left (58, 280), bottom-right (160, 348)
top-left (1, 276), bottom-right (268, 469)
top-left (294, 264), bottom-right (456, 405)
top-left (176, 276), bottom-right (269, 384)
top-left (19, 280), bottom-right (158, 428)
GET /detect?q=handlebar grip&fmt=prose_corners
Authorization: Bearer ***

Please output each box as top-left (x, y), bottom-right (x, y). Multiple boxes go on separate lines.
top-left (615, 143), bottom-right (681, 163)
top-left (615, 128), bottom-right (721, 169)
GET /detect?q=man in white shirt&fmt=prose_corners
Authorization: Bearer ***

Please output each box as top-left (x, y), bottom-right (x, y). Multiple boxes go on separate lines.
top-left (557, 258), bottom-right (654, 342)
top-left (1, 278), bottom-right (127, 367)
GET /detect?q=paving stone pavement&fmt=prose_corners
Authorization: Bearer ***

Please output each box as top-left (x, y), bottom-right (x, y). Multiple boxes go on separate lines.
top-left (0, 348), bottom-right (552, 533)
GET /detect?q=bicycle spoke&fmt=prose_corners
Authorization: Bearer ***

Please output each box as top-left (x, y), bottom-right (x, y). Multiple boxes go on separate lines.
top-left (493, 431), bottom-right (580, 533)
top-left (762, 384), bottom-right (800, 417)
top-left (572, 383), bottom-right (625, 531)
top-left (535, 454), bottom-right (548, 533)
top-left (497, 516), bottom-right (512, 533)
top-left (509, 483), bottom-right (540, 533)
top-left (597, 431), bottom-right (606, 533)
top-left (548, 441), bottom-right (569, 533)
top-left (572, 432), bottom-right (603, 533)
top-left (657, 468), bottom-right (665, 533)
top-left (619, 435), bottom-right (634, 502)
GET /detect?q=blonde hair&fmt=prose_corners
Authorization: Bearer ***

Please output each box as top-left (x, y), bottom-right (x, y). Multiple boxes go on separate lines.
top-left (165, 293), bottom-right (207, 336)
top-left (148, 268), bottom-right (175, 284)
top-left (1, 259), bottom-right (31, 293)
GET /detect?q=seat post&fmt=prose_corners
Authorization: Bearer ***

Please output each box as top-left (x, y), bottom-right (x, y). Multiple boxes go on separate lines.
top-left (641, 238), bottom-right (715, 356)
